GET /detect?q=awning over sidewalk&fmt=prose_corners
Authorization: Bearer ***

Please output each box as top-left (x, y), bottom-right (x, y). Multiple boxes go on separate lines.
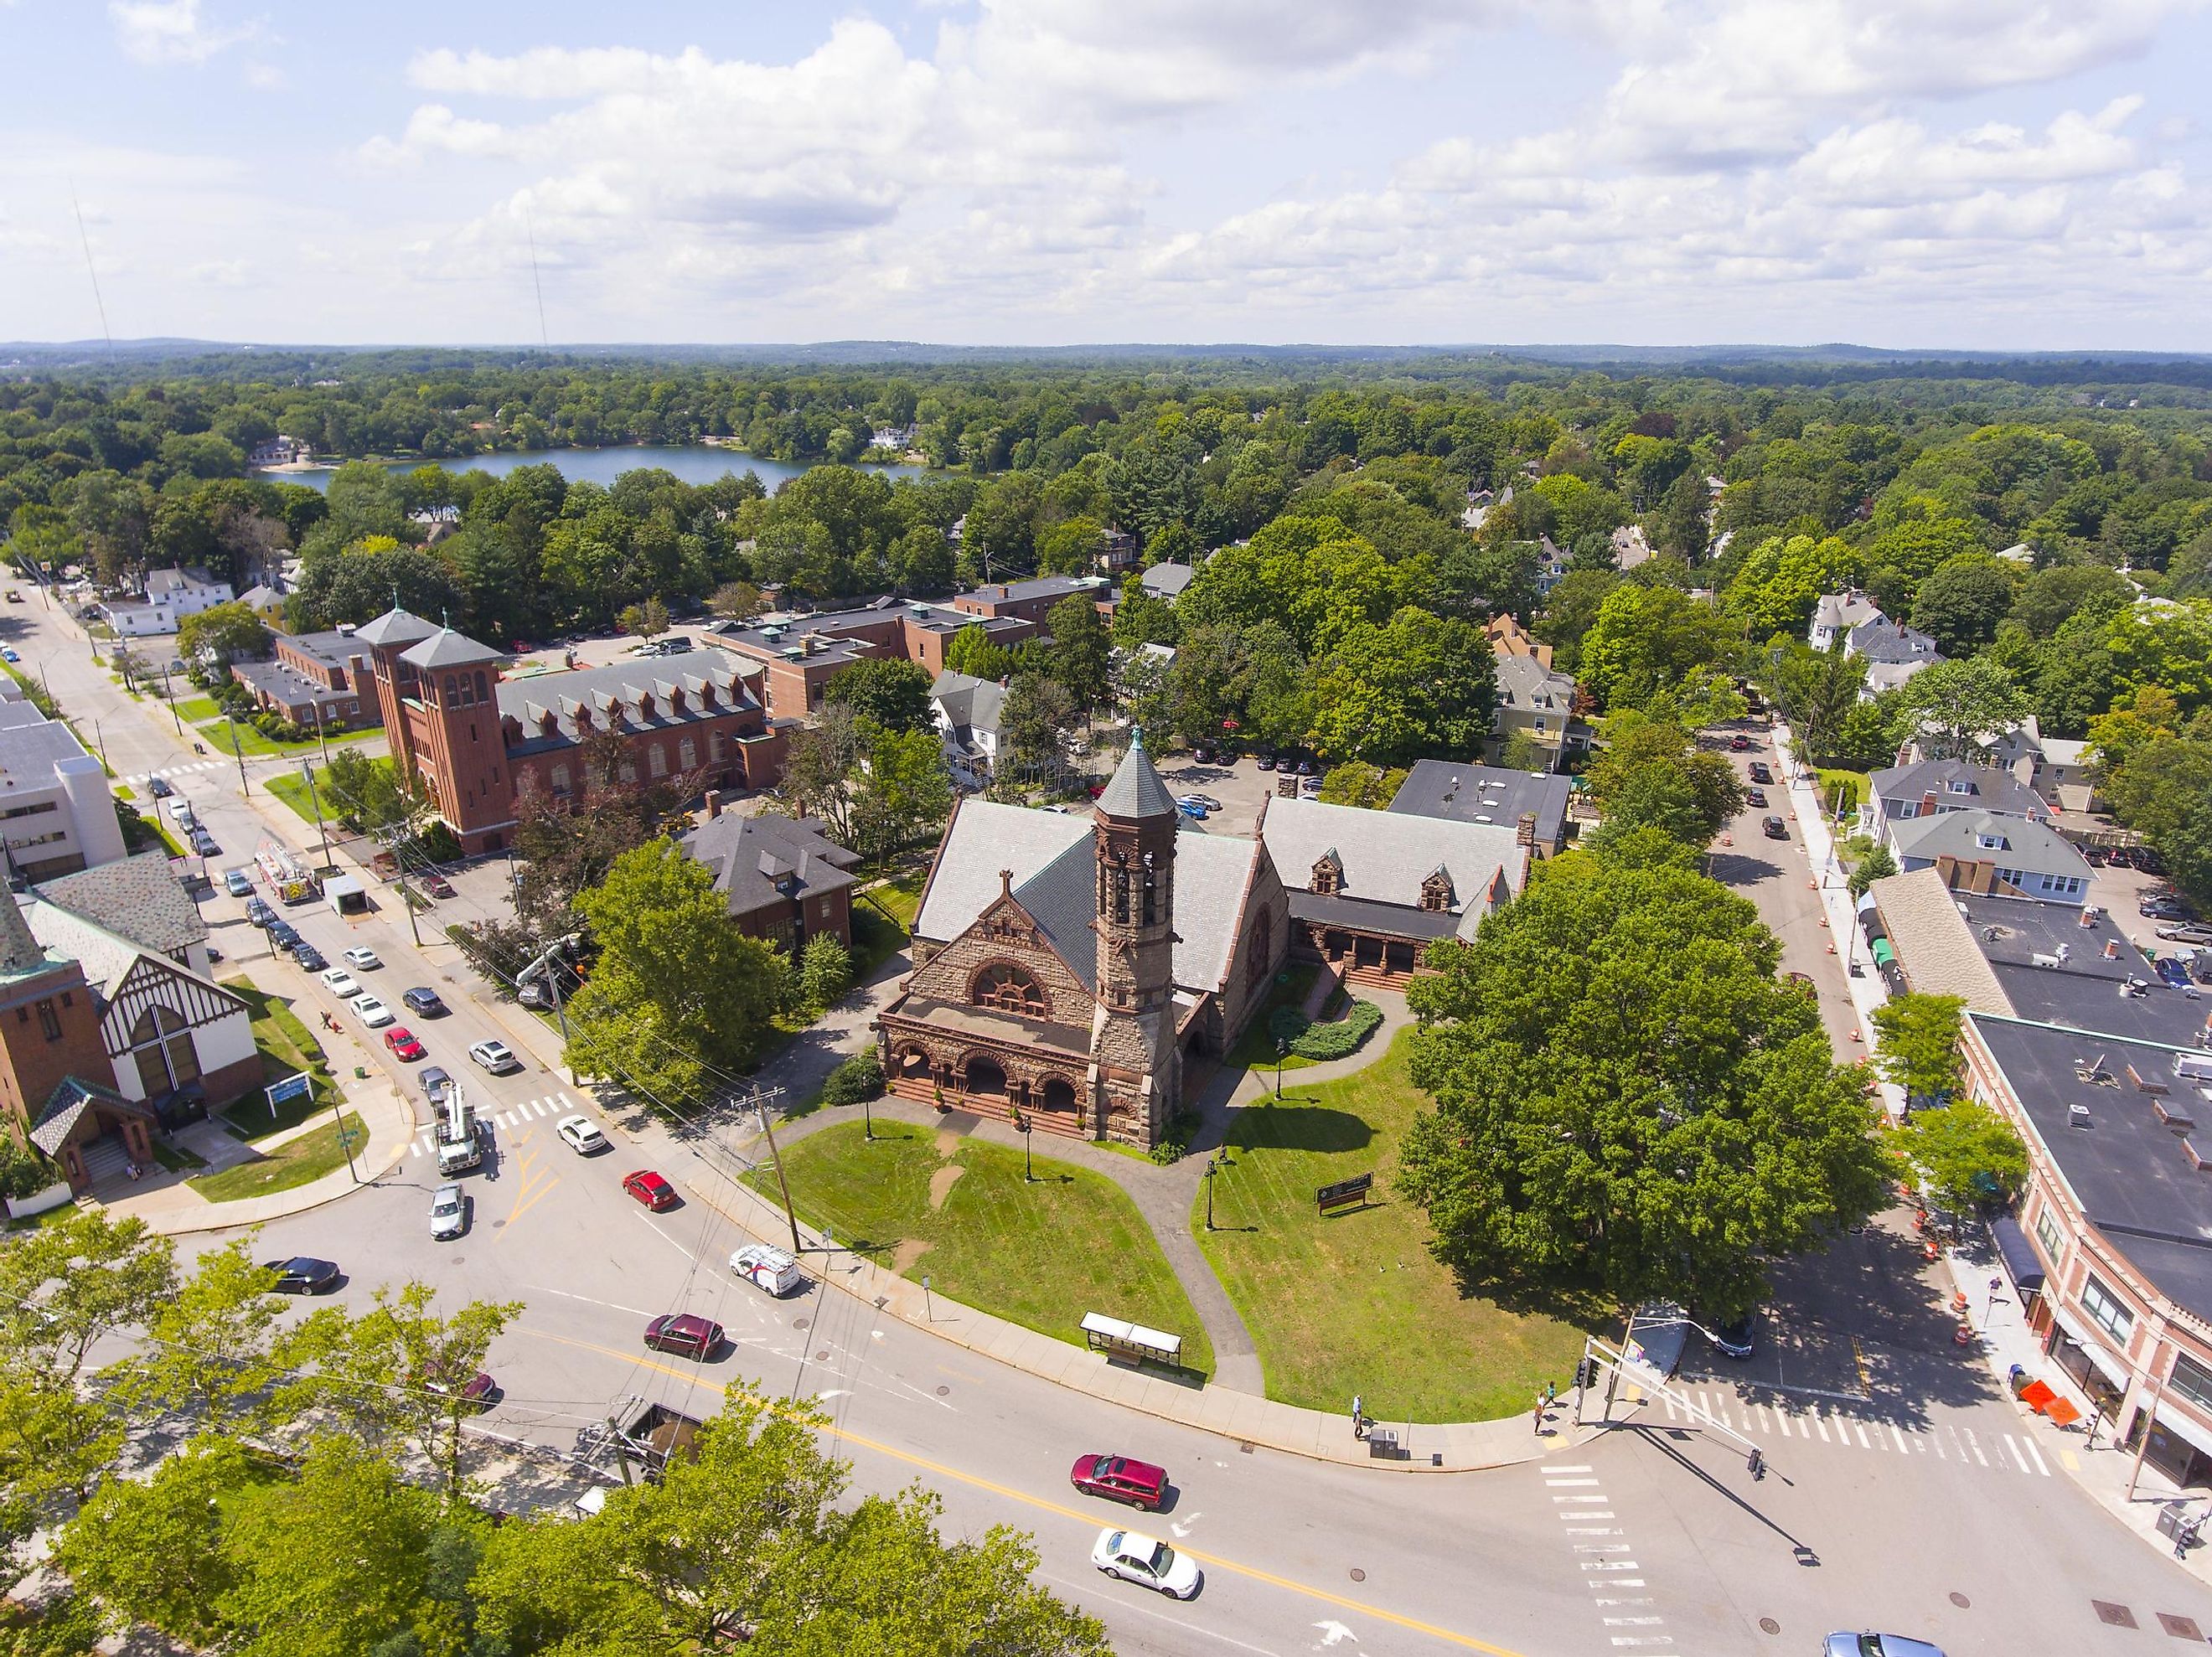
top-left (2047, 1301), bottom-right (2132, 1391)
top-left (2152, 1400), bottom-right (2212, 1463)
top-left (1990, 1215), bottom-right (2047, 1295)
top-left (1872, 938), bottom-right (1896, 968)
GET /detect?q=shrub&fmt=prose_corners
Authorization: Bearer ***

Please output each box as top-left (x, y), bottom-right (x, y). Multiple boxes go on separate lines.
top-left (1269, 998), bottom-right (1384, 1061)
top-left (1148, 1107), bottom-right (1202, 1164)
top-left (798, 933), bottom-right (854, 1014)
top-left (822, 1050), bottom-right (884, 1107)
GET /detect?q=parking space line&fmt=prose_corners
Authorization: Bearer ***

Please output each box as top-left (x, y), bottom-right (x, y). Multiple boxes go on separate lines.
top-left (1853, 1420), bottom-right (1869, 1448)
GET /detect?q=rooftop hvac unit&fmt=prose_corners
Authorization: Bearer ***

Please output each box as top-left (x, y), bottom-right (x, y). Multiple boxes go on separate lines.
top-left (2069, 1102), bottom-right (2094, 1129)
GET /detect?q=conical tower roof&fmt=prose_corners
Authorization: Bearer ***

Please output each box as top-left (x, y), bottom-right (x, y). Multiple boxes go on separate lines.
top-left (1095, 728), bottom-right (1177, 820)
top-left (0, 894), bottom-right (54, 981)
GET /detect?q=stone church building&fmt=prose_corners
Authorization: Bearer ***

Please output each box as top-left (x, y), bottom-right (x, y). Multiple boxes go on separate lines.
top-left (875, 736), bottom-right (1289, 1149)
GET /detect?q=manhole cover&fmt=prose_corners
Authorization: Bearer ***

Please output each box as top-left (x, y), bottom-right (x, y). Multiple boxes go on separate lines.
top-left (2094, 1602), bottom-right (2138, 1629)
top-left (491, 1220), bottom-right (506, 1229)
top-left (1759, 1618), bottom-right (1780, 1635)
top-left (1348, 1568), bottom-right (1365, 1582)
top-left (448, 1257), bottom-right (465, 1266)
top-left (2157, 1613), bottom-right (2204, 1640)
top-left (815, 1350), bottom-right (830, 1360)
top-left (936, 1385), bottom-right (949, 1396)
top-left (792, 1318), bottom-right (809, 1329)
top-left (1948, 1592), bottom-right (1970, 1610)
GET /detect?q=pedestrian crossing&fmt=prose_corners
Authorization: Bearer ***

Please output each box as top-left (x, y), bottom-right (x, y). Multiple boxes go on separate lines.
top-left (1544, 1463), bottom-right (1686, 1651)
top-left (123, 758), bottom-right (229, 787)
top-left (410, 1092), bottom-right (581, 1156)
top-left (1648, 1384), bottom-right (2051, 1476)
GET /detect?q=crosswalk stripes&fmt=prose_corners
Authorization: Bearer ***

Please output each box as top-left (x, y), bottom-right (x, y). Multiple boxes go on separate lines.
top-left (1655, 1385), bottom-right (2051, 1475)
top-left (122, 759), bottom-right (227, 786)
top-left (1544, 1465), bottom-right (1678, 1651)
top-left (409, 1092), bottom-right (581, 1155)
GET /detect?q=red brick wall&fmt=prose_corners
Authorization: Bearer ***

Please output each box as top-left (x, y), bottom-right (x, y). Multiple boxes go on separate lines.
top-left (0, 963), bottom-right (111, 1141)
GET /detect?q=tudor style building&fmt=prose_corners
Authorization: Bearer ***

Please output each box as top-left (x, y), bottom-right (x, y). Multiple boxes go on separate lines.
top-left (355, 607), bottom-right (786, 854)
top-left (874, 736), bottom-right (1287, 1149)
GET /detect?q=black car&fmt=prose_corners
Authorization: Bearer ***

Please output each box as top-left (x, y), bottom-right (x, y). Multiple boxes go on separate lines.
top-left (1761, 815), bottom-right (1789, 840)
top-left (150, 1082), bottom-right (207, 1131)
top-left (1747, 761), bottom-right (1773, 785)
top-left (245, 897), bottom-right (275, 927)
top-left (402, 986), bottom-right (448, 1017)
top-left (265, 1257), bottom-right (340, 1294)
top-left (292, 945), bottom-right (328, 973)
top-left (1711, 1311), bottom-right (1758, 1360)
top-left (267, 922), bottom-right (301, 951)
top-left (147, 776), bottom-right (173, 798)
top-left (1745, 787), bottom-right (1768, 808)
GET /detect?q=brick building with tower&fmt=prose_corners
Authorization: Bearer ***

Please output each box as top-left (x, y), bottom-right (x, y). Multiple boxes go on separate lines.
top-left (355, 607), bottom-right (787, 854)
top-left (874, 735), bottom-right (1287, 1149)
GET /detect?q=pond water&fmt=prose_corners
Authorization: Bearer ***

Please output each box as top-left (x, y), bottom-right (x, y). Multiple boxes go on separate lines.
top-left (256, 443), bottom-right (926, 493)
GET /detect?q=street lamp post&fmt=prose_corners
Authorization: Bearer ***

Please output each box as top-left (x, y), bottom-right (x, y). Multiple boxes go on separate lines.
top-left (1275, 1037), bottom-right (1288, 1097)
top-left (1013, 1104), bottom-right (1033, 1182)
top-left (1203, 1154), bottom-right (1219, 1231)
top-left (225, 715), bottom-right (249, 794)
top-left (922, 1273), bottom-right (935, 1322)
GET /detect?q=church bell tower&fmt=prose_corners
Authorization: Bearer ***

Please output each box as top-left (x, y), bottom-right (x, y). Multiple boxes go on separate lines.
top-left (1089, 730), bottom-right (1181, 1145)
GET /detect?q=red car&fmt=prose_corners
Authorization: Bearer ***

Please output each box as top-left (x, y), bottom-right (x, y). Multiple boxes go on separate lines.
top-left (623, 1169), bottom-right (679, 1211)
top-left (643, 1313), bottom-right (721, 1360)
top-left (1069, 1453), bottom-right (1169, 1511)
top-left (383, 1027), bottom-right (426, 1061)
top-left (422, 874), bottom-right (456, 899)
top-left (1729, 732), bottom-right (1751, 751)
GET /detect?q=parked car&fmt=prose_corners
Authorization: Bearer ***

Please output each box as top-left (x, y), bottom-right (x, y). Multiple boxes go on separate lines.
top-left (1176, 800), bottom-right (1208, 822)
top-left (643, 1313), bottom-right (721, 1360)
top-left (1729, 732), bottom-right (1751, 751)
top-left (351, 994), bottom-right (395, 1028)
top-left (245, 897), bottom-right (275, 927)
top-left (147, 775), bottom-right (173, 798)
top-left (2142, 896), bottom-right (2190, 921)
top-left (2155, 958), bottom-right (2194, 990)
top-left (292, 945), bottom-right (328, 973)
top-left (421, 874), bottom-right (456, 899)
top-left (1091, 1528), bottom-right (1200, 1599)
top-left (1709, 1311), bottom-right (1758, 1360)
top-left (384, 1026), bottom-right (426, 1061)
top-left (422, 1367), bottom-right (497, 1411)
top-left (191, 831), bottom-right (220, 856)
top-left (623, 1169), bottom-right (680, 1211)
top-left (1070, 1453), bottom-right (1169, 1511)
top-left (556, 1115), bottom-right (608, 1155)
top-left (266, 921), bottom-right (301, 952)
top-left (1180, 793), bottom-right (1223, 812)
top-left (1745, 787), bottom-right (1768, 808)
top-left (1823, 1638), bottom-right (1946, 1657)
top-left (1747, 761), bottom-right (1773, 784)
top-left (469, 1039), bottom-right (522, 1075)
top-left (264, 1257), bottom-right (340, 1295)
top-left (164, 798), bottom-right (195, 824)
top-left (2157, 925), bottom-right (2212, 947)
top-left (1761, 816), bottom-right (1788, 839)
top-left (402, 986), bottom-right (448, 1016)
top-left (420, 1066), bottom-right (453, 1107)
top-left (429, 1183), bottom-right (468, 1241)
top-left (319, 968), bottom-right (360, 999)
top-left (1256, 754), bottom-right (1277, 771)
top-left (344, 947), bottom-right (381, 971)
top-left (223, 867), bottom-right (253, 897)
top-left (730, 1242), bottom-right (804, 1296)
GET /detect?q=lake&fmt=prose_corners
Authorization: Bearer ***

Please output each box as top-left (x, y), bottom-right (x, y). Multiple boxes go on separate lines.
top-left (256, 443), bottom-right (927, 493)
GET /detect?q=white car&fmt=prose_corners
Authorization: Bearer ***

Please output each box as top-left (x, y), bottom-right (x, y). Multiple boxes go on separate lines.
top-left (350, 994), bottom-right (395, 1028)
top-left (731, 1242), bottom-right (804, 1296)
top-left (429, 1183), bottom-right (467, 1241)
top-left (555, 1115), bottom-right (607, 1155)
top-left (343, 947), bottom-right (381, 971)
top-left (469, 1039), bottom-right (523, 1075)
top-left (319, 968), bottom-right (360, 999)
top-left (1091, 1528), bottom-right (1201, 1600)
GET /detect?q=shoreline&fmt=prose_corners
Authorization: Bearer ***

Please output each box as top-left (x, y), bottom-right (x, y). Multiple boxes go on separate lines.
top-left (251, 441), bottom-right (933, 482)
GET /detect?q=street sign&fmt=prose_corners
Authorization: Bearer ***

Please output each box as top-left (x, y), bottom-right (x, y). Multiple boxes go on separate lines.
top-left (263, 1071), bottom-right (313, 1121)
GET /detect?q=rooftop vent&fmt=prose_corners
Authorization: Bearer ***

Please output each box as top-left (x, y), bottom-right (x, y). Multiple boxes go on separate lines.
top-left (2075, 1054), bottom-right (2117, 1088)
top-left (2184, 1138), bottom-right (2212, 1172)
top-left (2069, 1102), bottom-right (2094, 1128)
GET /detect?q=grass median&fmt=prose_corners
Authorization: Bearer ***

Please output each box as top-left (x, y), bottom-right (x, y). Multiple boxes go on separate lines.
top-left (1196, 1027), bottom-right (1601, 1423)
top-left (750, 1120), bottom-right (1215, 1377)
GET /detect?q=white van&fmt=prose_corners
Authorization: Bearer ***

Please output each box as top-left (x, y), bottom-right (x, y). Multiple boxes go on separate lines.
top-left (164, 798), bottom-right (196, 826)
top-left (730, 1243), bottom-right (804, 1297)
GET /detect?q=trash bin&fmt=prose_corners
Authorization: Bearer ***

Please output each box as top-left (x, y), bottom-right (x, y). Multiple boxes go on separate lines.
top-left (1367, 1429), bottom-right (1399, 1460)
top-left (2158, 1502), bottom-right (2189, 1540)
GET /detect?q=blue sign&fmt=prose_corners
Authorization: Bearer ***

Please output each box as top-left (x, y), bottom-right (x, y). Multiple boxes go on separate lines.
top-left (265, 1072), bottom-right (313, 1107)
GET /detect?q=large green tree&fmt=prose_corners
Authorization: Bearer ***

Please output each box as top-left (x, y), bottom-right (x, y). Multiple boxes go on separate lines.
top-left (1576, 584), bottom-right (1734, 711)
top-left (823, 657), bottom-right (936, 734)
top-left (1400, 849), bottom-right (1890, 1314)
top-left (1584, 715), bottom-right (1746, 848)
top-left (1046, 591), bottom-right (1114, 712)
top-left (1308, 607), bottom-right (1493, 765)
top-left (1884, 656), bottom-right (2032, 761)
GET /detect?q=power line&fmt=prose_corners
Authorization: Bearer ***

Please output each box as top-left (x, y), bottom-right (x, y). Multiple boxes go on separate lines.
top-left (67, 182), bottom-right (113, 359)
top-left (525, 209), bottom-right (550, 351)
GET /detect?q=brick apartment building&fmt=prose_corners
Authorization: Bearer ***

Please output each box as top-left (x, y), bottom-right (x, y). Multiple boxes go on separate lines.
top-left (712, 598), bottom-right (1031, 723)
top-left (951, 574), bottom-right (1112, 628)
top-left (357, 607), bottom-right (787, 855)
top-left (230, 624), bottom-right (384, 728)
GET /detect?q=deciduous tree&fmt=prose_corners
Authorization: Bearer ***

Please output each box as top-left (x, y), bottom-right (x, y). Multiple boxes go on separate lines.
top-left (1870, 993), bottom-right (1967, 1102)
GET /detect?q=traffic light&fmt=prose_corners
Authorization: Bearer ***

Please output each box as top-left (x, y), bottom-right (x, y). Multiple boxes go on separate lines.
top-left (1574, 1357), bottom-right (1599, 1390)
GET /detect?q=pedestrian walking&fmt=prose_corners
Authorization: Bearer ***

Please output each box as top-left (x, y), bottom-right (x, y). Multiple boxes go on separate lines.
top-left (1533, 1393), bottom-right (1546, 1434)
top-left (1545, 1381), bottom-right (1558, 1408)
top-left (1351, 1394), bottom-right (1366, 1438)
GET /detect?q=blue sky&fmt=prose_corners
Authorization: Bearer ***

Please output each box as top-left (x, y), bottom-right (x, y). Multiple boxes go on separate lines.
top-left (6, 0), bottom-right (2212, 349)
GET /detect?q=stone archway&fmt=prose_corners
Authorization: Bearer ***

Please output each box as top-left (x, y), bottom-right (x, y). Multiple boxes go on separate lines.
top-left (1038, 1074), bottom-right (1078, 1115)
top-left (961, 1056), bottom-right (1008, 1098)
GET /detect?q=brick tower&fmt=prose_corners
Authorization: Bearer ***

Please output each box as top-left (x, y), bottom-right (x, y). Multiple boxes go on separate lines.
top-left (1089, 730), bottom-right (1181, 1145)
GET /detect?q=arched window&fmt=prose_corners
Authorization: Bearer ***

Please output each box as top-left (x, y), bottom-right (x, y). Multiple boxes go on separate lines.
top-left (128, 1005), bottom-right (200, 1098)
top-left (475, 670), bottom-right (489, 703)
top-left (550, 764), bottom-right (571, 796)
top-left (679, 736), bottom-right (697, 770)
top-left (971, 963), bottom-right (1048, 1019)
top-left (648, 744), bottom-right (668, 778)
top-left (442, 674), bottom-right (458, 705)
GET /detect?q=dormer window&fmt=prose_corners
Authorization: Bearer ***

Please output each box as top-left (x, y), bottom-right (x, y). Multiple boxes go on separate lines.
top-left (1419, 870), bottom-right (1455, 912)
top-left (1310, 851), bottom-right (1343, 896)
top-left (1946, 780), bottom-right (1973, 794)
top-left (1977, 834), bottom-right (2007, 850)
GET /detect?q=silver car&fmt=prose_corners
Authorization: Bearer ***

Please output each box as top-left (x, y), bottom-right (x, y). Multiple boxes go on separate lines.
top-left (429, 1183), bottom-right (468, 1241)
top-left (1823, 1637), bottom-right (1946, 1657)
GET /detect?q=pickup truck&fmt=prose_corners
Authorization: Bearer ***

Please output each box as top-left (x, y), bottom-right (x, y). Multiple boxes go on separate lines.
top-left (573, 1394), bottom-right (704, 1484)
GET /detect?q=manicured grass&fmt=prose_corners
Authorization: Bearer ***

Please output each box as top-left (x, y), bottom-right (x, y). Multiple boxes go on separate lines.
top-left (189, 1111), bottom-right (367, 1202)
top-left (865, 870), bottom-right (927, 932)
top-left (174, 694), bottom-right (220, 722)
top-left (266, 757), bottom-right (391, 828)
top-left (1224, 963), bottom-right (1322, 1074)
top-left (850, 903), bottom-right (908, 982)
top-left (754, 1121), bottom-right (1215, 1376)
top-left (197, 719), bottom-right (321, 759)
top-left (1197, 1028), bottom-right (1600, 1423)
top-left (217, 977), bottom-right (346, 1140)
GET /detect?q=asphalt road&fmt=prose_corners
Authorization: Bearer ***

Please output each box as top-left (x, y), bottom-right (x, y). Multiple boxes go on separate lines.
top-left (13, 602), bottom-right (2212, 1656)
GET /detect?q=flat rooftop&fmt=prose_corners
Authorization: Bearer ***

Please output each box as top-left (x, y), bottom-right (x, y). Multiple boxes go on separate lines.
top-left (1388, 760), bottom-right (1569, 848)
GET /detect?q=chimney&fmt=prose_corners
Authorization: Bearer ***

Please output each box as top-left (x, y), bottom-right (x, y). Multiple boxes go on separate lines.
top-left (704, 789), bottom-right (724, 819)
top-left (1517, 812), bottom-right (1538, 849)
top-left (2104, 939), bottom-right (2121, 961)
top-left (1921, 791), bottom-right (1938, 816)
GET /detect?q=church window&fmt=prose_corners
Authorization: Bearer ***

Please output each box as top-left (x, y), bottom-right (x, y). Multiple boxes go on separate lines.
top-left (648, 744), bottom-right (668, 778)
top-left (442, 675), bottom-right (457, 704)
top-left (1141, 851), bottom-right (1157, 927)
top-left (1420, 870), bottom-right (1454, 912)
top-left (1310, 854), bottom-right (1342, 896)
top-left (36, 1000), bottom-right (60, 1042)
top-left (1248, 909), bottom-right (1273, 987)
top-left (476, 671), bottom-right (489, 703)
top-left (972, 963), bottom-right (1048, 1019)
top-left (679, 736), bottom-right (697, 769)
top-left (1109, 850), bottom-right (1130, 924)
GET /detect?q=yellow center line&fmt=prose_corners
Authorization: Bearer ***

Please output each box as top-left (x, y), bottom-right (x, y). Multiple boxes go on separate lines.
top-left (499, 1154), bottom-right (559, 1234)
top-left (516, 1325), bottom-right (1529, 1656)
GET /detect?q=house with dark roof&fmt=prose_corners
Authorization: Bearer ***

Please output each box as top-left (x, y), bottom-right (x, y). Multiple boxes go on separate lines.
top-left (875, 737), bottom-right (1286, 1147)
top-left (359, 607), bottom-right (787, 855)
top-left (1809, 590), bottom-right (1884, 653)
top-left (1257, 795), bottom-right (1527, 988)
top-left (681, 808), bottom-right (861, 952)
top-left (929, 669), bottom-right (1008, 782)
top-left (36, 851), bottom-right (213, 976)
top-left (1885, 808), bottom-right (2094, 906)
top-left (1866, 757), bottom-right (2050, 838)
top-left (1388, 761), bottom-right (1572, 856)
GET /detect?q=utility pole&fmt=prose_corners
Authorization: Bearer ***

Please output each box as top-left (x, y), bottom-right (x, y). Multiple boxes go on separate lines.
top-left (751, 1084), bottom-right (799, 1253)
top-left (310, 697), bottom-right (332, 770)
top-left (225, 715), bottom-right (249, 794)
top-left (607, 1415), bottom-right (634, 1488)
top-left (157, 663), bottom-right (183, 735)
top-left (333, 1082), bottom-right (359, 1184)
top-left (300, 760), bottom-right (331, 866)
top-left (393, 848), bottom-right (424, 949)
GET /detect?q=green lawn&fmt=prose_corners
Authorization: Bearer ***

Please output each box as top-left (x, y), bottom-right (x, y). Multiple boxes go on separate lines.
top-left (865, 870), bottom-right (927, 932)
top-left (217, 977), bottom-right (346, 1140)
top-left (850, 902), bottom-right (909, 981)
top-left (1197, 1028), bottom-right (1600, 1423)
top-left (189, 1111), bottom-right (368, 1202)
top-left (1224, 963), bottom-right (1322, 1074)
top-left (196, 719), bottom-right (332, 759)
top-left (754, 1121), bottom-right (1215, 1376)
top-left (174, 694), bottom-right (220, 722)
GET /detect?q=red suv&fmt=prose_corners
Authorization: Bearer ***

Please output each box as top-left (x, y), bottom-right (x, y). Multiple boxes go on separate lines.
top-left (643, 1313), bottom-right (721, 1360)
top-left (623, 1169), bottom-right (679, 1211)
top-left (1069, 1453), bottom-right (1169, 1511)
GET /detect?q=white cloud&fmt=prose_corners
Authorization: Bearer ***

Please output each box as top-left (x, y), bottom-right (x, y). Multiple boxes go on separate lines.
top-left (109, 0), bottom-right (253, 66)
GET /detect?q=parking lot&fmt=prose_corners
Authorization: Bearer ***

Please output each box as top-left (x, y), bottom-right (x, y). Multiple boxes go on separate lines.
top-left (1151, 751), bottom-right (1316, 838)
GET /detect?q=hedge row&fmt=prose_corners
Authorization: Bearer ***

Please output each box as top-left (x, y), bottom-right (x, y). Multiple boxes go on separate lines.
top-left (1268, 997), bottom-right (1384, 1061)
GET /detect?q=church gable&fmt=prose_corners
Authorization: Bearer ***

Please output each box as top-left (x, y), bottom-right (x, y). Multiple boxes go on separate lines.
top-left (902, 884), bottom-right (1098, 1025)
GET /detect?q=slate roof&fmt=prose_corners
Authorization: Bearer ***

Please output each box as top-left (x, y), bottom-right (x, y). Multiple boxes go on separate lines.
top-left (929, 670), bottom-right (1007, 737)
top-left (499, 650), bottom-right (761, 754)
top-left (0, 884), bottom-right (57, 982)
top-left (1889, 809), bottom-right (2092, 883)
top-left (1871, 758), bottom-right (2048, 818)
top-left (1494, 653), bottom-right (1579, 715)
top-left (37, 852), bottom-right (208, 958)
top-left (1096, 734), bottom-right (1177, 820)
top-left (1140, 563), bottom-right (1195, 598)
top-left (1010, 838), bottom-right (1100, 988)
top-left (353, 607), bottom-right (439, 648)
top-left (1388, 760), bottom-right (1570, 849)
top-left (682, 813), bottom-right (861, 922)
top-left (1849, 618), bottom-right (1943, 664)
top-left (30, 1076), bottom-right (152, 1158)
top-left (400, 627), bottom-right (505, 671)
top-left (1259, 796), bottom-right (1522, 940)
